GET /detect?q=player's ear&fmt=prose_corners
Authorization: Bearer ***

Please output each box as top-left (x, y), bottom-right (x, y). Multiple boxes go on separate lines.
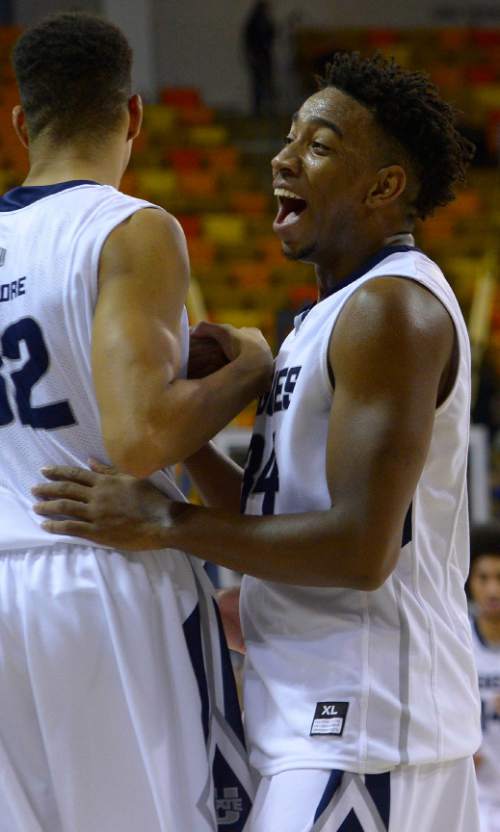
top-left (12, 105), bottom-right (29, 149)
top-left (365, 164), bottom-right (407, 210)
top-left (127, 94), bottom-right (143, 141)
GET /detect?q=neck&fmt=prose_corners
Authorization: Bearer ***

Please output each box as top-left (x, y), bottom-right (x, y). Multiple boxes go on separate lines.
top-left (476, 614), bottom-right (500, 646)
top-left (23, 136), bottom-right (126, 190)
top-left (315, 230), bottom-right (414, 300)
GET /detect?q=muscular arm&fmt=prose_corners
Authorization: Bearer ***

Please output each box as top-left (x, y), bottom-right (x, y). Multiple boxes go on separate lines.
top-left (36, 278), bottom-right (456, 589)
top-left (93, 209), bottom-right (270, 477)
top-left (147, 277), bottom-right (456, 587)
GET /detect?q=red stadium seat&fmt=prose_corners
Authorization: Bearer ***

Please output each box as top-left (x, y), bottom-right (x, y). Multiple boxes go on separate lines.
top-left (160, 88), bottom-right (202, 109)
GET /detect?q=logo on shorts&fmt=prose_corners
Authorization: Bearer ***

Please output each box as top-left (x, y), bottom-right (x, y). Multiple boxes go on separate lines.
top-left (215, 786), bottom-right (243, 825)
top-left (310, 701), bottom-right (349, 737)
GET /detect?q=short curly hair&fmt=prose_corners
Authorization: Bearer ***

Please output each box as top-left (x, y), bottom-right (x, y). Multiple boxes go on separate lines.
top-left (12, 12), bottom-right (132, 142)
top-left (317, 52), bottom-right (475, 219)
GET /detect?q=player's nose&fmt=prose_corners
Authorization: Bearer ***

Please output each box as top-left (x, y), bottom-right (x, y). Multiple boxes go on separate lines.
top-left (271, 145), bottom-right (302, 178)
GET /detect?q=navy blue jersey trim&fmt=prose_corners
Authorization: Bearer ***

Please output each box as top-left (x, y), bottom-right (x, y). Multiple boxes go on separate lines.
top-left (313, 769), bottom-right (343, 822)
top-left (364, 772), bottom-right (391, 830)
top-left (337, 809), bottom-right (365, 831)
top-left (213, 599), bottom-right (247, 747)
top-left (402, 503), bottom-right (413, 547)
top-left (183, 603), bottom-right (211, 742)
top-left (0, 180), bottom-right (100, 211)
top-left (313, 770), bottom-right (391, 830)
top-left (297, 243), bottom-right (420, 322)
top-left (297, 301), bottom-right (316, 318)
top-left (333, 244), bottom-right (421, 295)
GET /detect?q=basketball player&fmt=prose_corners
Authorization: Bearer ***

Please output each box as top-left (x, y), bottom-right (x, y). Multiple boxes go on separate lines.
top-left (0, 12), bottom-right (273, 832)
top-left (469, 524), bottom-right (500, 832)
top-left (34, 53), bottom-right (482, 831)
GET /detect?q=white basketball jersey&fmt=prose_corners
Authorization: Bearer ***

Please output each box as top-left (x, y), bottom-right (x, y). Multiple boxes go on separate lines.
top-left (240, 244), bottom-right (481, 775)
top-left (0, 181), bottom-right (188, 550)
top-left (471, 617), bottom-right (500, 807)
top-left (0, 181), bottom-right (254, 831)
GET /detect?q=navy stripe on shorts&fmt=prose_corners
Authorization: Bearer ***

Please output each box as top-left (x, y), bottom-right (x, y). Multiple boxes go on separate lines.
top-left (312, 770), bottom-right (390, 831)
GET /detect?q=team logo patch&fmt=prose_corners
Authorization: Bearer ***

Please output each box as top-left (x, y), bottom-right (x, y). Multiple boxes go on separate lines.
top-left (215, 786), bottom-right (244, 826)
top-left (310, 701), bottom-right (349, 736)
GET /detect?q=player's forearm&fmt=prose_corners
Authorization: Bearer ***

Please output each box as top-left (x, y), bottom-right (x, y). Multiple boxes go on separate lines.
top-left (160, 502), bottom-right (394, 589)
top-left (107, 358), bottom-right (266, 477)
top-left (183, 443), bottom-right (243, 510)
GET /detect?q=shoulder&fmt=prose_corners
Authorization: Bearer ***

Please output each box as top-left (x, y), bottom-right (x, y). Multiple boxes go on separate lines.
top-left (106, 207), bottom-right (186, 249)
top-left (97, 207), bottom-right (189, 297)
top-left (99, 208), bottom-right (188, 279)
top-left (330, 276), bottom-right (455, 383)
top-left (334, 276), bottom-right (454, 352)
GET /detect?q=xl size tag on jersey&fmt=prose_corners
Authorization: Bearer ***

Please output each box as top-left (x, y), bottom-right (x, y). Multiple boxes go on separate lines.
top-left (310, 702), bottom-right (349, 736)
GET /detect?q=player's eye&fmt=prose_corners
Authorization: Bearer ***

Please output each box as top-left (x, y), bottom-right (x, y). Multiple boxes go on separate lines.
top-left (311, 141), bottom-right (330, 152)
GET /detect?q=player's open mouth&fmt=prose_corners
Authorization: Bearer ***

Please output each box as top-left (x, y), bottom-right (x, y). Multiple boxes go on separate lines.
top-left (274, 188), bottom-right (308, 227)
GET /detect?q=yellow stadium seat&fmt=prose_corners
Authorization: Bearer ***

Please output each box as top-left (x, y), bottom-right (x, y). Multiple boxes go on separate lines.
top-left (188, 126), bottom-right (228, 147)
top-left (211, 309), bottom-right (273, 330)
top-left (142, 105), bottom-right (177, 136)
top-left (474, 85), bottom-right (500, 110)
top-left (186, 278), bottom-right (208, 324)
top-left (135, 169), bottom-right (177, 201)
top-left (202, 214), bottom-right (246, 245)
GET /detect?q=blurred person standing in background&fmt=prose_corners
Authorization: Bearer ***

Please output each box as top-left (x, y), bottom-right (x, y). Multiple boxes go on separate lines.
top-left (469, 523), bottom-right (500, 832)
top-left (243, 0), bottom-right (276, 116)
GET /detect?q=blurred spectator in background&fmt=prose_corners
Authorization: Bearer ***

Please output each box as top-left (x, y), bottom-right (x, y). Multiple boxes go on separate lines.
top-left (242, 0), bottom-right (276, 116)
top-left (278, 8), bottom-right (304, 113)
top-left (469, 523), bottom-right (500, 832)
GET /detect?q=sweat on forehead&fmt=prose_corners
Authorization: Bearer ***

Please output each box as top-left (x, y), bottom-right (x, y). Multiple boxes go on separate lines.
top-left (295, 87), bottom-right (398, 170)
top-left (296, 88), bottom-right (375, 136)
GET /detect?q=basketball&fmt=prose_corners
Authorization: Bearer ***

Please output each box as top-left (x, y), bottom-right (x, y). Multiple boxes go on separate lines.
top-left (187, 333), bottom-right (230, 378)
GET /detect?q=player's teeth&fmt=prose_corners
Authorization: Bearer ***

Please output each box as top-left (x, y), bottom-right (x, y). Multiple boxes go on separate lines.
top-left (274, 188), bottom-right (302, 200)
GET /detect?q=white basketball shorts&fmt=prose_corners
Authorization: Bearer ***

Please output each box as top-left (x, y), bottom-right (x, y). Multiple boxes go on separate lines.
top-left (0, 544), bottom-right (253, 831)
top-left (479, 800), bottom-right (500, 832)
top-left (246, 756), bottom-right (479, 831)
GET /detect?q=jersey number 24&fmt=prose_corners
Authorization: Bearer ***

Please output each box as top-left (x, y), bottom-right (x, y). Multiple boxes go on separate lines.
top-left (240, 432), bottom-right (279, 515)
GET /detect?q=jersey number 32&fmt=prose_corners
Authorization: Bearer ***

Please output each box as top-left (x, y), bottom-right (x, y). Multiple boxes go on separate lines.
top-left (0, 317), bottom-right (76, 430)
